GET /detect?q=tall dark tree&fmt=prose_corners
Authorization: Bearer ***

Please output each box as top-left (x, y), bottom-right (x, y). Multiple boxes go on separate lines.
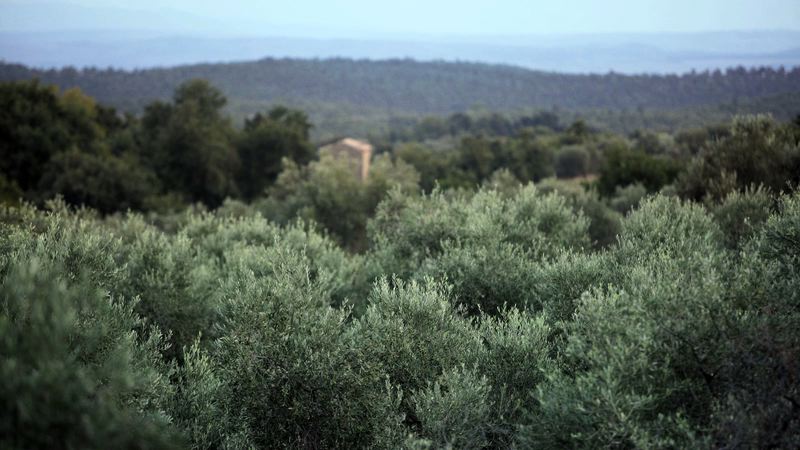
top-left (37, 150), bottom-right (156, 213)
top-left (140, 79), bottom-right (239, 206)
top-left (236, 106), bottom-right (315, 199)
top-left (555, 146), bottom-right (590, 178)
top-left (0, 81), bottom-right (94, 192)
top-left (507, 130), bottom-right (555, 182)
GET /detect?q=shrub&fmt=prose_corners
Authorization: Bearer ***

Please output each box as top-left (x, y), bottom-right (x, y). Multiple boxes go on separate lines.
top-left (111, 216), bottom-right (219, 360)
top-left (410, 367), bottom-right (493, 449)
top-left (198, 249), bottom-right (402, 448)
top-left (677, 115), bottom-right (800, 201)
top-left (525, 254), bottom-right (729, 448)
top-left (0, 201), bottom-right (123, 288)
top-left (262, 151), bottom-right (419, 250)
top-left (352, 279), bottom-right (482, 399)
top-left (597, 144), bottom-right (683, 196)
top-left (522, 195), bottom-right (755, 448)
top-left (367, 185), bottom-right (590, 313)
top-left (711, 185), bottom-right (773, 249)
top-left (534, 251), bottom-right (618, 325)
top-left (616, 195), bottom-right (723, 262)
top-left (4, 179), bottom-right (799, 448)
top-left (476, 309), bottom-right (554, 446)
top-left (369, 185), bottom-right (589, 277)
top-left (610, 182), bottom-right (648, 214)
top-left (537, 178), bottom-right (622, 248)
top-left (416, 241), bottom-right (540, 314)
top-left (180, 212), bottom-right (360, 304)
top-left (707, 191), bottom-right (800, 447)
top-left (554, 145), bottom-right (589, 178)
top-left (0, 258), bottom-right (179, 449)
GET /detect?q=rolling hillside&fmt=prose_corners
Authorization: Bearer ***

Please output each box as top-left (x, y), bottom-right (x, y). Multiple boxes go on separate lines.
top-left (3, 58), bottom-right (800, 112)
top-left (2, 58), bottom-right (799, 139)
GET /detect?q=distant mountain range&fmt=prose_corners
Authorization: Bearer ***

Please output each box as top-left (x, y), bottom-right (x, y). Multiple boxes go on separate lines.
top-left (3, 2), bottom-right (799, 72)
top-left (1, 28), bottom-right (799, 73)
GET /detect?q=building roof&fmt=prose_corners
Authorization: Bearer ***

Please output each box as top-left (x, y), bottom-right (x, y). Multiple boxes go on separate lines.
top-left (320, 137), bottom-right (373, 154)
top-left (338, 138), bottom-right (372, 154)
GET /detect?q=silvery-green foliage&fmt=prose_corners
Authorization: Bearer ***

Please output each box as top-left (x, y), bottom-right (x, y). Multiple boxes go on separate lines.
top-left (367, 185), bottom-right (590, 314)
top-left (352, 278), bottom-right (483, 399)
top-left (709, 191), bottom-right (800, 448)
top-left (536, 178), bottom-right (623, 248)
top-left (3, 187), bottom-right (799, 448)
top-left (411, 367), bottom-right (493, 450)
top-left (523, 195), bottom-right (731, 448)
top-left (476, 308), bottom-right (554, 446)
top-left (0, 201), bottom-right (122, 287)
top-left (205, 248), bottom-right (401, 449)
top-left (533, 250), bottom-right (619, 324)
top-left (182, 212), bottom-right (362, 306)
top-left (1, 258), bottom-right (180, 449)
top-left (114, 217), bottom-right (219, 360)
top-left (616, 194), bottom-right (723, 263)
top-left (711, 185), bottom-right (773, 249)
top-left (610, 182), bottom-right (648, 214)
top-left (416, 241), bottom-right (540, 314)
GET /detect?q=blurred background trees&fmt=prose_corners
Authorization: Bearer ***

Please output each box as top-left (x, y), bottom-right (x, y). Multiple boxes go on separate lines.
top-left (0, 79), bottom-right (318, 211)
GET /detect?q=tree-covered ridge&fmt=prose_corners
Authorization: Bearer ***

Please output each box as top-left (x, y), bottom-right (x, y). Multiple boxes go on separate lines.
top-left (2, 59), bottom-right (799, 116)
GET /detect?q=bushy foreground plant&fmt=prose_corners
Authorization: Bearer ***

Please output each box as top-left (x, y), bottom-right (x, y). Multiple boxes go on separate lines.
top-left (537, 178), bottom-right (623, 248)
top-left (366, 185), bottom-right (590, 313)
top-left (711, 184), bottom-right (774, 249)
top-left (1, 252), bottom-right (179, 449)
top-left (522, 194), bottom-right (800, 448)
top-left (2, 189), bottom-right (799, 448)
top-left (712, 191), bottom-right (800, 448)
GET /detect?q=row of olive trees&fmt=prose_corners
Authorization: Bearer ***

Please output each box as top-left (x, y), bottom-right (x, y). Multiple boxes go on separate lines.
top-left (2, 180), bottom-right (798, 448)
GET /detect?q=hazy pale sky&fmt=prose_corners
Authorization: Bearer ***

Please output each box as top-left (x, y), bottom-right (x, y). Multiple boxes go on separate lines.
top-left (2, 0), bottom-right (799, 36)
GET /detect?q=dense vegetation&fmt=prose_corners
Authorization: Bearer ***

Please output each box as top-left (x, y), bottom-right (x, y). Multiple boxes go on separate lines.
top-left (2, 76), bottom-right (800, 448)
top-left (3, 184), bottom-right (799, 448)
top-left (0, 79), bottom-right (315, 210)
top-left (2, 60), bottom-right (800, 139)
top-left (3, 78), bottom-right (800, 249)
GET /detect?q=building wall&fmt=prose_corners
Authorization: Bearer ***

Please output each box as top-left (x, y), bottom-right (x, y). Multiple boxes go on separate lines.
top-left (319, 138), bottom-right (373, 181)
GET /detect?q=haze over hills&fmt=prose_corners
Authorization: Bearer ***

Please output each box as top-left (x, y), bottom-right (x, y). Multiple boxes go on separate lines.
top-left (2, 2), bottom-right (800, 73)
top-left (2, 29), bottom-right (800, 74)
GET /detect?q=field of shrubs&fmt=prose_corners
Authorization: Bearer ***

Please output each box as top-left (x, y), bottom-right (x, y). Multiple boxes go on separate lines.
top-left (2, 182), bottom-right (799, 448)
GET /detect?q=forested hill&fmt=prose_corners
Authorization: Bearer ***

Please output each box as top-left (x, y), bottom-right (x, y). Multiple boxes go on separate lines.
top-left (2, 59), bottom-right (799, 116)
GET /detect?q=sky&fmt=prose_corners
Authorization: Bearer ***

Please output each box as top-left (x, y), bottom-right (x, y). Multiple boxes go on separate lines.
top-left (2, 0), bottom-right (799, 37)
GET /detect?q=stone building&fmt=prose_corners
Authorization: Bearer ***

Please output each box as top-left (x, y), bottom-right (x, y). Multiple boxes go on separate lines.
top-left (318, 138), bottom-right (373, 181)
